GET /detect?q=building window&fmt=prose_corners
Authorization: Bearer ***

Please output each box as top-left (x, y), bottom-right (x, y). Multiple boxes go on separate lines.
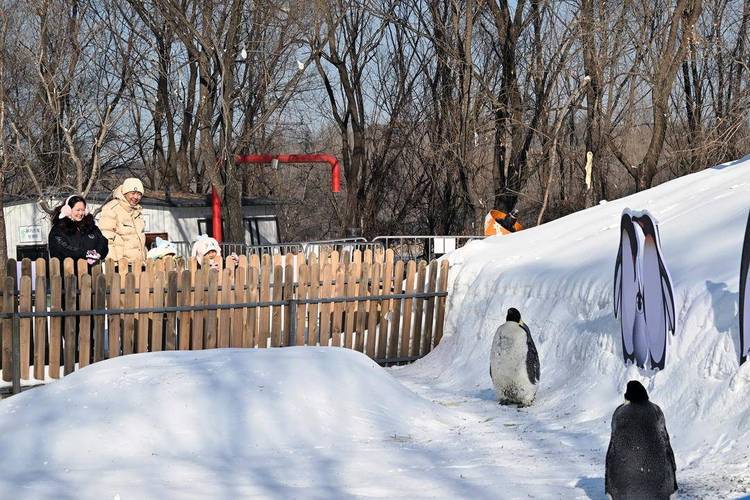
top-left (198, 219), bottom-right (221, 238)
top-left (17, 244), bottom-right (50, 261)
top-left (244, 216), bottom-right (280, 245)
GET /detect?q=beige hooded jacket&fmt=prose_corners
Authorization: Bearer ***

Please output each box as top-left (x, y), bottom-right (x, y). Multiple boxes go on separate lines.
top-left (98, 185), bottom-right (146, 261)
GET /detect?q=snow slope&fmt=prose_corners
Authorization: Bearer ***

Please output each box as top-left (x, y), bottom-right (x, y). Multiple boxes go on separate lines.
top-left (397, 157), bottom-right (750, 497)
top-left (0, 159), bottom-right (748, 498)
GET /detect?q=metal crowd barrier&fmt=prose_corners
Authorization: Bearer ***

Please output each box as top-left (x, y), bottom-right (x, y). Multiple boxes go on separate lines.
top-left (372, 235), bottom-right (485, 261)
top-left (153, 241), bottom-right (305, 259)
top-left (301, 238), bottom-right (384, 259)
top-left (154, 235), bottom-right (485, 262)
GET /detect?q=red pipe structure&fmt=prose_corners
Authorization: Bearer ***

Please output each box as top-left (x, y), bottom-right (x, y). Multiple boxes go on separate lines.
top-left (211, 186), bottom-right (223, 243)
top-left (211, 154), bottom-right (341, 242)
top-left (236, 154), bottom-right (341, 192)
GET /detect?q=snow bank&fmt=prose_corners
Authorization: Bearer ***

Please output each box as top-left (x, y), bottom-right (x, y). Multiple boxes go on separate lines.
top-left (0, 348), bottom-right (454, 498)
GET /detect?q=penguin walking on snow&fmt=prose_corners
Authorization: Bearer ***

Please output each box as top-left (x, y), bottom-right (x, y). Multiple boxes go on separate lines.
top-left (605, 380), bottom-right (677, 500)
top-left (489, 308), bottom-right (540, 406)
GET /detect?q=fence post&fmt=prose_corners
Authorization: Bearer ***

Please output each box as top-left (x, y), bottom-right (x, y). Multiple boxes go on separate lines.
top-left (11, 315), bottom-right (21, 395)
top-left (288, 300), bottom-right (297, 347)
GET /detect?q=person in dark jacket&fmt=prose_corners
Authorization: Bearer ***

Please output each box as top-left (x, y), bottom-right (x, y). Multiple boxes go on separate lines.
top-left (48, 195), bottom-right (109, 263)
top-left (605, 380), bottom-right (677, 500)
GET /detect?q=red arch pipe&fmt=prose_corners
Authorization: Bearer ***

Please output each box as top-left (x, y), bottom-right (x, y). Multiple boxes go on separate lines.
top-left (211, 154), bottom-right (341, 242)
top-left (235, 154), bottom-right (341, 192)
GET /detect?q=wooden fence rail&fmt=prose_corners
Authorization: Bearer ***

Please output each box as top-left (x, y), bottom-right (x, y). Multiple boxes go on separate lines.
top-left (0, 249), bottom-right (450, 389)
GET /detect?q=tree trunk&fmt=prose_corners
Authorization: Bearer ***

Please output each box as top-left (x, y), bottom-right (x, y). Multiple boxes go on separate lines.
top-left (0, 173), bottom-right (7, 264)
top-left (581, 0), bottom-right (604, 207)
top-left (223, 168), bottom-right (245, 243)
top-left (637, 0), bottom-right (702, 190)
top-left (343, 123), bottom-right (366, 235)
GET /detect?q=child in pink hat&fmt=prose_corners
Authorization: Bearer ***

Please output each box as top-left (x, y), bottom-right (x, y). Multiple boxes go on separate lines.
top-left (192, 235), bottom-right (237, 270)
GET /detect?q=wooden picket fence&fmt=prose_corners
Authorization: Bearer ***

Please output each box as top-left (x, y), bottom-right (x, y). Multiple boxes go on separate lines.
top-left (0, 248), bottom-right (450, 385)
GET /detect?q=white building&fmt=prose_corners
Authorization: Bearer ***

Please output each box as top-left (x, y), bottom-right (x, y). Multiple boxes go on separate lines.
top-left (3, 192), bottom-right (282, 261)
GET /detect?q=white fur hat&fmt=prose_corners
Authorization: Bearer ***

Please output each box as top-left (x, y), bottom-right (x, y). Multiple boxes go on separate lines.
top-left (121, 177), bottom-right (144, 194)
top-left (192, 235), bottom-right (222, 259)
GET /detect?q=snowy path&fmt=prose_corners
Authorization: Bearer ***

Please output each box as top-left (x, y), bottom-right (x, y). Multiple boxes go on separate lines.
top-left (393, 368), bottom-right (750, 499)
top-left (393, 369), bottom-right (607, 499)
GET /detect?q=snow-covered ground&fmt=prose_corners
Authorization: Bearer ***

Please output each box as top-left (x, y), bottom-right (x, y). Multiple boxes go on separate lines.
top-left (1, 158), bottom-right (749, 498)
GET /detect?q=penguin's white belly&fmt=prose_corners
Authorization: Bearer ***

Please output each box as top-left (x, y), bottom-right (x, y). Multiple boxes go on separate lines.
top-left (490, 329), bottom-right (537, 405)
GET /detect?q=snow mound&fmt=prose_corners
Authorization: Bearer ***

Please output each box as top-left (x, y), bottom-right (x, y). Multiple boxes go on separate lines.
top-left (0, 348), bottom-right (453, 498)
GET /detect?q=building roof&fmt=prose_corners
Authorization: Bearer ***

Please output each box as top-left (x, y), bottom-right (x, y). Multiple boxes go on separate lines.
top-left (3, 191), bottom-right (295, 208)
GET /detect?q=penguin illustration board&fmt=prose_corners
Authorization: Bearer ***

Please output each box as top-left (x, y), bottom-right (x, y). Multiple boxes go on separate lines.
top-left (613, 209), bottom-right (676, 369)
top-left (740, 210), bottom-right (750, 364)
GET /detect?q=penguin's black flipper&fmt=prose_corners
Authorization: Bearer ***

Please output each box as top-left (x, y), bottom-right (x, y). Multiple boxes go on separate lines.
top-left (740, 210), bottom-right (750, 365)
top-left (520, 322), bottom-right (540, 384)
top-left (614, 211), bottom-right (639, 365)
top-left (605, 430), bottom-right (616, 497)
top-left (634, 213), bottom-right (676, 370)
top-left (655, 405), bottom-right (678, 493)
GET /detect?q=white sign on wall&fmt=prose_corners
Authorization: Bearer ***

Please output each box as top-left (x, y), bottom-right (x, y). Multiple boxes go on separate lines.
top-left (19, 225), bottom-right (44, 243)
top-left (434, 237), bottom-right (456, 255)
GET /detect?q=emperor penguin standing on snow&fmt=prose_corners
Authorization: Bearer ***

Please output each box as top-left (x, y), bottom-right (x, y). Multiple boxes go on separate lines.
top-left (605, 380), bottom-right (677, 500)
top-left (489, 308), bottom-right (540, 406)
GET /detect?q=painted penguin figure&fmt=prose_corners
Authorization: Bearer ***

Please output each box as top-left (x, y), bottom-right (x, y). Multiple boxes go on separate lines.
top-left (739, 209), bottom-right (750, 364)
top-left (489, 308), bottom-right (540, 406)
top-left (605, 381), bottom-right (677, 500)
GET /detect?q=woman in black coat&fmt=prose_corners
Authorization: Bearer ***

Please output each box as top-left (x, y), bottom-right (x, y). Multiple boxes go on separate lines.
top-left (48, 195), bottom-right (109, 263)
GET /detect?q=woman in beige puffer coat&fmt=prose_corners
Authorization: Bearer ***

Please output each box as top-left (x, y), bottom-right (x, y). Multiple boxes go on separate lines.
top-left (98, 178), bottom-right (147, 261)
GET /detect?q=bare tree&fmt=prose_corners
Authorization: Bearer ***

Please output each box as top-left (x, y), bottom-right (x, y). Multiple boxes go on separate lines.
top-left (483, 0), bottom-right (575, 214)
top-left (1, 0), bottom-right (748, 249)
top-left (672, 0), bottom-right (750, 171)
top-left (407, 0), bottom-right (488, 234)
top-left (311, 0), bottom-right (389, 235)
top-left (4, 0), bottom-right (133, 209)
top-left (126, 0), bottom-right (312, 242)
top-left (537, 76), bottom-right (590, 224)
top-left (607, 0), bottom-right (703, 191)
top-left (0, 10), bottom-right (11, 261)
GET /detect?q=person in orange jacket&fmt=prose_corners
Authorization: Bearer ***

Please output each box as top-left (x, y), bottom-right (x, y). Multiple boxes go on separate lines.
top-left (484, 208), bottom-right (522, 236)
